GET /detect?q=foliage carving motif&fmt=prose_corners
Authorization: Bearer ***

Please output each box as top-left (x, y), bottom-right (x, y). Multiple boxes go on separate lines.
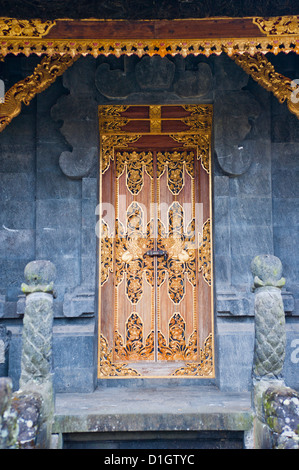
top-left (0, 54), bottom-right (78, 133)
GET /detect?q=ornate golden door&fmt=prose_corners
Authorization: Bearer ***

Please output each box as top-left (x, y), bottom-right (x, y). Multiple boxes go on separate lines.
top-left (98, 105), bottom-right (214, 378)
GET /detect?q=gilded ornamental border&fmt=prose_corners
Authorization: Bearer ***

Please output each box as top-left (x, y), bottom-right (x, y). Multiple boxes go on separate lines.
top-left (0, 16), bottom-right (298, 58)
top-left (0, 15), bottom-right (299, 132)
top-left (0, 35), bottom-right (298, 58)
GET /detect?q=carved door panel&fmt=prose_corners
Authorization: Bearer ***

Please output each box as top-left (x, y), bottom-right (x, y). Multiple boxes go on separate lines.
top-left (98, 105), bottom-right (214, 378)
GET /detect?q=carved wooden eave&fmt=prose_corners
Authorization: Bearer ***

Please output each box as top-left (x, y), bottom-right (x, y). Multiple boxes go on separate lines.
top-left (0, 15), bottom-right (299, 132)
top-left (0, 16), bottom-right (299, 58)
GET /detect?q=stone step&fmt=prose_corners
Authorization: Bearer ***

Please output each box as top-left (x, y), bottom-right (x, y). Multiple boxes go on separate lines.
top-left (53, 386), bottom-right (253, 448)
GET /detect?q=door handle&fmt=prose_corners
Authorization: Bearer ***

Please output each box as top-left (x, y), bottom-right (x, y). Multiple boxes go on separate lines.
top-left (144, 249), bottom-right (168, 261)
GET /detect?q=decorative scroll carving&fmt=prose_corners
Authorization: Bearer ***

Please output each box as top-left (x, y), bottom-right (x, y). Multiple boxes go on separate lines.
top-left (172, 333), bottom-right (213, 376)
top-left (114, 202), bottom-right (198, 307)
top-left (232, 52), bottom-right (299, 121)
top-left (181, 116), bottom-right (212, 132)
top-left (114, 313), bottom-right (154, 361)
top-left (100, 220), bottom-right (113, 286)
top-left (0, 54), bottom-right (78, 133)
top-left (158, 313), bottom-right (198, 361)
top-left (170, 134), bottom-right (210, 173)
top-left (99, 105), bottom-right (131, 132)
top-left (99, 105), bottom-right (130, 118)
top-left (253, 16), bottom-right (299, 35)
top-left (115, 151), bottom-right (153, 195)
top-left (182, 104), bottom-right (213, 116)
top-left (115, 312), bottom-right (198, 363)
top-left (158, 202), bottom-right (196, 303)
top-left (99, 104), bottom-right (212, 135)
top-left (100, 117), bottom-right (130, 132)
top-left (181, 105), bottom-right (213, 132)
top-left (99, 334), bottom-right (140, 377)
top-left (115, 202), bottom-right (154, 303)
top-left (198, 218), bottom-right (212, 286)
top-left (0, 18), bottom-right (55, 37)
top-left (100, 134), bottom-right (142, 174)
top-left (156, 151), bottom-right (195, 195)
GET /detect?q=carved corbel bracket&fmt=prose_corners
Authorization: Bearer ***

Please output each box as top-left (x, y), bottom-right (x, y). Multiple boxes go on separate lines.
top-left (0, 53), bottom-right (79, 133)
top-left (232, 52), bottom-right (299, 121)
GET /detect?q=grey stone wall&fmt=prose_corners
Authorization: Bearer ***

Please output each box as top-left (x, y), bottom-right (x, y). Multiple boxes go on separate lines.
top-left (0, 52), bottom-right (298, 393)
top-left (269, 53), bottom-right (299, 391)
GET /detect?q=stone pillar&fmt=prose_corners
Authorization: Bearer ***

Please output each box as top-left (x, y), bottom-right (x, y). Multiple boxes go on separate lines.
top-left (251, 254), bottom-right (286, 381)
top-left (18, 260), bottom-right (56, 448)
top-left (250, 254), bottom-right (287, 448)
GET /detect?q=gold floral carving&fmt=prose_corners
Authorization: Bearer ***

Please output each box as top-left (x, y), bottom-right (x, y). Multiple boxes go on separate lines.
top-left (99, 105), bottom-right (130, 118)
top-left (198, 218), bottom-right (212, 286)
top-left (158, 313), bottom-right (198, 361)
top-left (98, 106), bottom-right (131, 132)
top-left (115, 202), bottom-right (154, 303)
top-left (100, 117), bottom-right (130, 133)
top-left (170, 134), bottom-right (210, 173)
top-left (182, 105), bottom-right (213, 116)
top-left (0, 53), bottom-right (78, 132)
top-left (114, 312), bottom-right (199, 363)
top-left (98, 334), bottom-right (140, 377)
top-left (156, 150), bottom-right (195, 195)
top-left (158, 202), bottom-right (196, 303)
top-left (181, 116), bottom-right (212, 132)
top-left (172, 333), bottom-right (213, 377)
top-left (100, 134), bottom-right (142, 174)
top-left (114, 313), bottom-right (154, 361)
top-left (232, 52), bottom-right (299, 121)
top-left (253, 16), bottom-right (299, 35)
top-left (100, 104), bottom-right (212, 135)
top-left (0, 18), bottom-right (55, 37)
top-left (100, 220), bottom-right (113, 286)
top-left (115, 151), bottom-right (153, 195)
top-left (181, 105), bottom-right (213, 132)
top-left (114, 200), bottom-right (197, 306)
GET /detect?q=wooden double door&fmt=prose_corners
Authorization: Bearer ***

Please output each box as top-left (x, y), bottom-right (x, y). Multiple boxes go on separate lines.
top-left (98, 105), bottom-right (214, 378)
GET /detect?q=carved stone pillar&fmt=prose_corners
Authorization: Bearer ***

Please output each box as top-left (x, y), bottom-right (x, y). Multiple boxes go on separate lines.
top-left (250, 254), bottom-right (292, 448)
top-left (251, 254), bottom-right (286, 380)
top-left (19, 260), bottom-right (56, 447)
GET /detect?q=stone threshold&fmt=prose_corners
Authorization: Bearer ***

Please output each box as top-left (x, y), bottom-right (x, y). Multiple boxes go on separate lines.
top-left (52, 386), bottom-right (253, 434)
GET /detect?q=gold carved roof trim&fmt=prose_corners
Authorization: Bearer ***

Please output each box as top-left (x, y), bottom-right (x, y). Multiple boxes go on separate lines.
top-left (0, 16), bottom-right (298, 57)
top-left (253, 16), bottom-right (299, 35)
top-left (0, 36), bottom-right (298, 58)
top-left (0, 17), bottom-right (56, 38)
